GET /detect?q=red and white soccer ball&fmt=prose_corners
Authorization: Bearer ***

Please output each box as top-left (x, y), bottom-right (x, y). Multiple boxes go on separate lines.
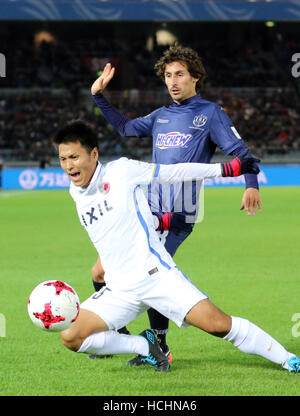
top-left (28, 280), bottom-right (80, 332)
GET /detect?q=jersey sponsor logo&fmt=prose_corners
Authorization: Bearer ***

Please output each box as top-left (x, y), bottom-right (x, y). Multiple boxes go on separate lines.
top-left (86, 207), bottom-right (98, 224)
top-left (157, 118), bottom-right (169, 123)
top-left (155, 132), bottom-right (192, 149)
top-left (193, 114), bottom-right (207, 128)
top-left (81, 200), bottom-right (113, 227)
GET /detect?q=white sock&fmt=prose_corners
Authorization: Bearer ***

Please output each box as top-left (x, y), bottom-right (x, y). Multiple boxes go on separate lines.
top-left (77, 330), bottom-right (149, 356)
top-left (224, 316), bottom-right (294, 369)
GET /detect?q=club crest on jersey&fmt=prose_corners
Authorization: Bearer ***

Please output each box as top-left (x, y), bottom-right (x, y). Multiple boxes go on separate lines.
top-left (99, 181), bottom-right (110, 194)
top-left (193, 114), bottom-right (207, 128)
top-left (156, 132), bottom-right (192, 149)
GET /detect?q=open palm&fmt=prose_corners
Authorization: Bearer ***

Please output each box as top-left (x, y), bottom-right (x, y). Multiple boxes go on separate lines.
top-left (91, 63), bottom-right (115, 95)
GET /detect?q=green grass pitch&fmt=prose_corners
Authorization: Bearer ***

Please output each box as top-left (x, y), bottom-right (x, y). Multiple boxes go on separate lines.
top-left (0, 186), bottom-right (300, 396)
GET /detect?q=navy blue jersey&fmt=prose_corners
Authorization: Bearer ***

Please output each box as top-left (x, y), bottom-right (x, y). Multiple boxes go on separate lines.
top-left (131, 95), bottom-right (243, 164)
top-left (93, 93), bottom-right (258, 221)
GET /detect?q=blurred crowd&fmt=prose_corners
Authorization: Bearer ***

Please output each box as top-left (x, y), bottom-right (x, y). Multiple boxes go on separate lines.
top-left (0, 22), bottom-right (299, 164)
top-left (1, 86), bottom-right (299, 164)
top-left (206, 88), bottom-right (300, 158)
top-left (2, 32), bottom-right (297, 91)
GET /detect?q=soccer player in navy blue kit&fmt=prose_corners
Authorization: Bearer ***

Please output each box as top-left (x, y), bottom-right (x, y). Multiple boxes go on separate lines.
top-left (90, 44), bottom-right (262, 365)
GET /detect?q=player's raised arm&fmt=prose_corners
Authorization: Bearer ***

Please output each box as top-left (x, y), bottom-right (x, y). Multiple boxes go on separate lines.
top-left (91, 63), bottom-right (115, 95)
top-left (90, 65), bottom-right (146, 138)
top-left (125, 157), bottom-right (260, 187)
top-left (155, 157), bottom-right (260, 184)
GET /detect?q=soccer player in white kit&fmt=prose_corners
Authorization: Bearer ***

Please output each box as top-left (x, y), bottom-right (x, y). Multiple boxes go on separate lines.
top-left (54, 120), bottom-right (300, 373)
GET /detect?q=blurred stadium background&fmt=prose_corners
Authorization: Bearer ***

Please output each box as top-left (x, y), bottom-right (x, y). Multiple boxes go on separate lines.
top-left (0, 0), bottom-right (300, 189)
top-left (1, 0), bottom-right (300, 398)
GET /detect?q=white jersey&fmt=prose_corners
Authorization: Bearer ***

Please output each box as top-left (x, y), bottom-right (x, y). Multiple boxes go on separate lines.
top-left (69, 158), bottom-right (221, 291)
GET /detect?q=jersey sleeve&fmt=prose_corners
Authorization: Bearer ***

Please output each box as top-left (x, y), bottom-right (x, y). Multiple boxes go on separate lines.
top-left (208, 105), bottom-right (259, 189)
top-left (156, 163), bottom-right (221, 183)
top-left (209, 105), bottom-right (246, 155)
top-left (124, 159), bottom-right (221, 187)
top-left (92, 93), bottom-right (138, 137)
top-left (122, 158), bottom-right (159, 186)
top-left (130, 108), bottom-right (161, 137)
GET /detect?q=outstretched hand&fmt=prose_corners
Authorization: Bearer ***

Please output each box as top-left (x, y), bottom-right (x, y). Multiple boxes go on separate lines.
top-left (240, 187), bottom-right (262, 216)
top-left (220, 156), bottom-right (262, 215)
top-left (91, 63), bottom-right (115, 95)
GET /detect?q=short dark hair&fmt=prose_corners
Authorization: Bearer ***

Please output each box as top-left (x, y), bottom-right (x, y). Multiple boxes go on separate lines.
top-left (154, 44), bottom-right (207, 92)
top-left (53, 120), bottom-right (99, 153)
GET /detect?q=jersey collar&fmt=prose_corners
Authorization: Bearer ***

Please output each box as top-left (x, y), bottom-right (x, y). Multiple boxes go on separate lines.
top-left (171, 94), bottom-right (200, 107)
top-left (70, 161), bottom-right (103, 194)
top-left (88, 161), bottom-right (103, 189)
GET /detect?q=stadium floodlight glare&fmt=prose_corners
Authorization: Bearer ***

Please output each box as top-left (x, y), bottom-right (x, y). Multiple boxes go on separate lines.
top-left (156, 29), bottom-right (177, 46)
top-left (265, 21), bottom-right (276, 28)
top-left (34, 31), bottom-right (56, 48)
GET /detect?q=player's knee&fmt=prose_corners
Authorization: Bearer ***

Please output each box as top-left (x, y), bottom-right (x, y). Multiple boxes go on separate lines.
top-left (60, 329), bottom-right (82, 352)
top-left (91, 261), bottom-right (105, 283)
top-left (186, 299), bottom-right (231, 337)
top-left (208, 315), bottom-right (232, 338)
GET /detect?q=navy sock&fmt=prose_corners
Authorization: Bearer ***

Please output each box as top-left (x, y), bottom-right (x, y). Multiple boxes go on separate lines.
top-left (147, 308), bottom-right (169, 350)
top-left (93, 280), bottom-right (106, 292)
top-left (117, 326), bottom-right (130, 335)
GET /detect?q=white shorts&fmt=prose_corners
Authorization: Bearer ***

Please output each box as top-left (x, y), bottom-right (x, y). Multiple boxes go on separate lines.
top-left (80, 267), bottom-right (208, 330)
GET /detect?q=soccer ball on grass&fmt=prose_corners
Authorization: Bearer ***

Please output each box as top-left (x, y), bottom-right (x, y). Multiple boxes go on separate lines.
top-left (28, 280), bottom-right (80, 332)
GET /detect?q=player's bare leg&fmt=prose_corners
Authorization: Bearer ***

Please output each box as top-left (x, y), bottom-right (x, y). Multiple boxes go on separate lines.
top-left (185, 299), bottom-right (231, 337)
top-left (185, 299), bottom-right (299, 372)
top-left (60, 308), bottom-right (109, 351)
top-left (60, 309), bottom-right (169, 371)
